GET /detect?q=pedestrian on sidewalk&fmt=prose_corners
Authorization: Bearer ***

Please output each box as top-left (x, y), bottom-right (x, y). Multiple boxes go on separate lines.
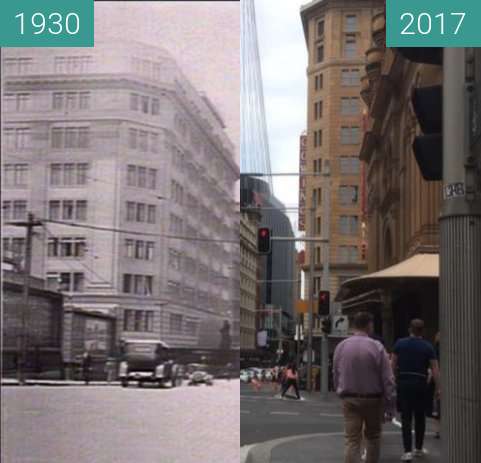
top-left (104, 357), bottom-right (116, 384)
top-left (281, 362), bottom-right (301, 399)
top-left (391, 319), bottom-right (440, 461)
top-left (433, 332), bottom-right (441, 439)
top-left (333, 311), bottom-right (395, 463)
top-left (82, 350), bottom-right (92, 385)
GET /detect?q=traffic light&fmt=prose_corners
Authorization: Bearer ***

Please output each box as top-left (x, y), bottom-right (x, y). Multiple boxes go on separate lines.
top-left (318, 290), bottom-right (330, 316)
top-left (257, 227), bottom-right (271, 254)
top-left (396, 47), bottom-right (443, 182)
top-left (412, 85), bottom-right (443, 181)
top-left (321, 316), bottom-right (332, 335)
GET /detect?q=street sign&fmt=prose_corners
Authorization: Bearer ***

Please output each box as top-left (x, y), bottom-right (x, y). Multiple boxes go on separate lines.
top-left (332, 315), bottom-right (348, 336)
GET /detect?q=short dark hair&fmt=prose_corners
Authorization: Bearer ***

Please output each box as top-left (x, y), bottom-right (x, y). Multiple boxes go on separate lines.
top-left (353, 311), bottom-right (373, 330)
top-left (410, 319), bottom-right (424, 336)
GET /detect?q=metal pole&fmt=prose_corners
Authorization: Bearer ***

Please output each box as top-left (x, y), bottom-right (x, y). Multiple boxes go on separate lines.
top-left (440, 48), bottom-right (481, 463)
top-left (306, 191), bottom-right (316, 392)
top-left (321, 175), bottom-right (330, 399)
top-left (18, 212), bottom-right (34, 384)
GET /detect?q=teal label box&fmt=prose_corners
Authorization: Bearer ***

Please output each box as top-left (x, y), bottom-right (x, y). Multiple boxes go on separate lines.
top-left (0, 0), bottom-right (94, 47)
top-left (387, 0), bottom-right (481, 47)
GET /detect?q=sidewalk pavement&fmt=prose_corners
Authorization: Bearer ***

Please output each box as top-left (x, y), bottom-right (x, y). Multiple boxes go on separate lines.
top-left (244, 431), bottom-right (442, 463)
top-left (1, 378), bottom-right (121, 386)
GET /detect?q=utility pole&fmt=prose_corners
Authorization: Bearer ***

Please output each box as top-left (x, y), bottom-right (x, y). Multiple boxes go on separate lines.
top-left (320, 173), bottom-right (330, 399)
top-left (440, 48), bottom-right (481, 463)
top-left (306, 190), bottom-right (316, 392)
top-left (9, 213), bottom-right (42, 384)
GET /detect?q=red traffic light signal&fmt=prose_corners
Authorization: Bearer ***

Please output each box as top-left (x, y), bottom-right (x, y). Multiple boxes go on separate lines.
top-left (257, 227), bottom-right (271, 254)
top-left (318, 290), bottom-right (330, 316)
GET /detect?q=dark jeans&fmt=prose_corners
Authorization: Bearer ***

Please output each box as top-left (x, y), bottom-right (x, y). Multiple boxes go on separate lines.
top-left (281, 378), bottom-right (300, 399)
top-left (398, 381), bottom-right (428, 452)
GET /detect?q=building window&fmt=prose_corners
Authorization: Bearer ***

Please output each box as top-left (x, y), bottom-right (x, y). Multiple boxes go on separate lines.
top-left (345, 14), bottom-right (358, 32)
top-left (314, 73), bottom-right (323, 91)
top-left (339, 185), bottom-right (359, 205)
top-left (4, 128), bottom-right (31, 150)
top-left (141, 96), bottom-right (149, 114)
top-left (344, 34), bottom-right (357, 58)
top-left (314, 100), bottom-right (323, 120)
top-left (123, 310), bottom-right (154, 332)
top-left (3, 93), bottom-right (31, 112)
top-left (130, 93), bottom-right (139, 111)
top-left (126, 165), bottom-right (157, 189)
top-left (168, 249), bottom-right (181, 270)
top-left (3, 58), bottom-right (34, 75)
top-left (316, 217), bottom-right (322, 235)
top-left (338, 246), bottom-right (359, 263)
top-left (124, 239), bottom-right (155, 260)
top-left (3, 237), bottom-right (26, 257)
top-left (49, 163), bottom-right (89, 186)
top-left (338, 215), bottom-right (359, 235)
top-left (50, 127), bottom-right (90, 149)
top-left (122, 274), bottom-right (154, 295)
top-left (340, 126), bottom-right (360, 144)
top-left (54, 56), bottom-right (93, 74)
top-left (340, 97), bottom-right (360, 115)
top-left (341, 69), bottom-right (360, 86)
top-left (316, 44), bottom-right (324, 63)
top-left (48, 237), bottom-right (86, 258)
top-left (48, 200), bottom-right (88, 221)
top-left (339, 156), bottom-right (360, 175)
top-left (139, 130), bottom-right (148, 152)
top-left (317, 18), bottom-right (325, 37)
top-left (2, 200), bottom-right (27, 221)
top-left (59, 272), bottom-right (85, 292)
top-left (169, 214), bottom-right (183, 234)
top-left (129, 129), bottom-right (138, 149)
top-left (150, 133), bottom-right (159, 153)
top-left (169, 314), bottom-right (183, 334)
top-left (151, 98), bottom-right (160, 115)
top-left (125, 202), bottom-right (156, 223)
top-left (3, 164), bottom-right (29, 188)
top-left (314, 129), bottom-right (323, 148)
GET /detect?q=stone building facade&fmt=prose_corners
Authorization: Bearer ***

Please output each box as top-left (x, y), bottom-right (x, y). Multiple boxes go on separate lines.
top-left (336, 9), bottom-right (443, 346)
top-left (300, 0), bottom-right (383, 307)
top-left (2, 40), bottom-right (239, 350)
top-left (240, 210), bottom-right (259, 350)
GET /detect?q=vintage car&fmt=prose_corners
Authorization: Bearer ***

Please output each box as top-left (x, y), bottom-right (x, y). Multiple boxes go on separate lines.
top-left (186, 363), bottom-right (214, 386)
top-left (118, 339), bottom-right (183, 388)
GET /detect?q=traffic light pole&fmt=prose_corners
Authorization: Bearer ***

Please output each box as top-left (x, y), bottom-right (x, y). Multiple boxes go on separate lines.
top-left (320, 175), bottom-right (330, 399)
top-left (440, 48), bottom-right (481, 463)
top-left (306, 190), bottom-right (316, 393)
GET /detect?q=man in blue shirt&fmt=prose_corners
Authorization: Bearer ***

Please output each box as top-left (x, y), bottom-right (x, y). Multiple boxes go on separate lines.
top-left (392, 319), bottom-right (440, 462)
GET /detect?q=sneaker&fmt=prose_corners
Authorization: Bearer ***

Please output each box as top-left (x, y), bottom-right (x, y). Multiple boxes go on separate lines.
top-left (413, 448), bottom-right (428, 457)
top-left (361, 449), bottom-right (367, 461)
top-left (401, 452), bottom-right (413, 461)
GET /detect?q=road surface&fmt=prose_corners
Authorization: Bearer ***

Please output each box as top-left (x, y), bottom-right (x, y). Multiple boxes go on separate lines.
top-left (2, 380), bottom-right (240, 463)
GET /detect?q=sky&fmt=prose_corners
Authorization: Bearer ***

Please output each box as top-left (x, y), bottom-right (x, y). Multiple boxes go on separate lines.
top-left (255, 0), bottom-right (308, 232)
top-left (94, 1), bottom-right (240, 164)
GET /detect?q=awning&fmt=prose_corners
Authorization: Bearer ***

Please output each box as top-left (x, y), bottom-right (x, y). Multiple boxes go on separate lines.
top-left (336, 253), bottom-right (439, 302)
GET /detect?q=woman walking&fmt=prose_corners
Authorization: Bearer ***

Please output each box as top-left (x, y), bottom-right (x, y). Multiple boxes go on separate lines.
top-left (281, 363), bottom-right (301, 400)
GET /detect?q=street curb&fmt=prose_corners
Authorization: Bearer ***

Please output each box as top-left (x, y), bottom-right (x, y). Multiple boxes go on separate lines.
top-left (243, 431), bottom-right (406, 463)
top-left (1, 379), bottom-right (121, 387)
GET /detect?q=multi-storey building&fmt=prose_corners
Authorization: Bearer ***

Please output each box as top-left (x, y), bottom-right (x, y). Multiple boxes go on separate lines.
top-left (300, 0), bottom-right (383, 307)
top-left (2, 40), bottom-right (239, 356)
top-left (335, 11), bottom-right (443, 345)
top-left (240, 210), bottom-right (259, 350)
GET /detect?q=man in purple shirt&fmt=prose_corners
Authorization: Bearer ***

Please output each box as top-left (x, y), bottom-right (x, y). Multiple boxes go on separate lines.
top-left (333, 311), bottom-right (395, 463)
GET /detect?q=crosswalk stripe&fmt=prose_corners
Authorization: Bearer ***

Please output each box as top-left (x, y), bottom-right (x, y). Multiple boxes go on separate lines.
top-left (270, 411), bottom-right (300, 416)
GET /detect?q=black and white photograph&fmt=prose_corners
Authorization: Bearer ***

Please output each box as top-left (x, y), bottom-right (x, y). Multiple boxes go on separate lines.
top-left (1, 2), bottom-right (240, 463)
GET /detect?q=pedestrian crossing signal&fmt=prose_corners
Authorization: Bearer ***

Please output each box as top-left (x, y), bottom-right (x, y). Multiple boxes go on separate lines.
top-left (321, 316), bottom-right (332, 335)
top-left (257, 227), bottom-right (271, 254)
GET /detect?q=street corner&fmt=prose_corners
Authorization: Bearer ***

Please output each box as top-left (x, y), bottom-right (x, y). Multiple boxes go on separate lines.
top-left (243, 431), bottom-right (442, 463)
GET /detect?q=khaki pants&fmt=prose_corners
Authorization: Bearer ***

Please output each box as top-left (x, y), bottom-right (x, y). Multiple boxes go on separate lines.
top-left (342, 398), bottom-right (384, 463)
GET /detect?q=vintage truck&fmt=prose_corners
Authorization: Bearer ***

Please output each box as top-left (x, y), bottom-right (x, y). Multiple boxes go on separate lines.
top-left (118, 339), bottom-right (183, 388)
